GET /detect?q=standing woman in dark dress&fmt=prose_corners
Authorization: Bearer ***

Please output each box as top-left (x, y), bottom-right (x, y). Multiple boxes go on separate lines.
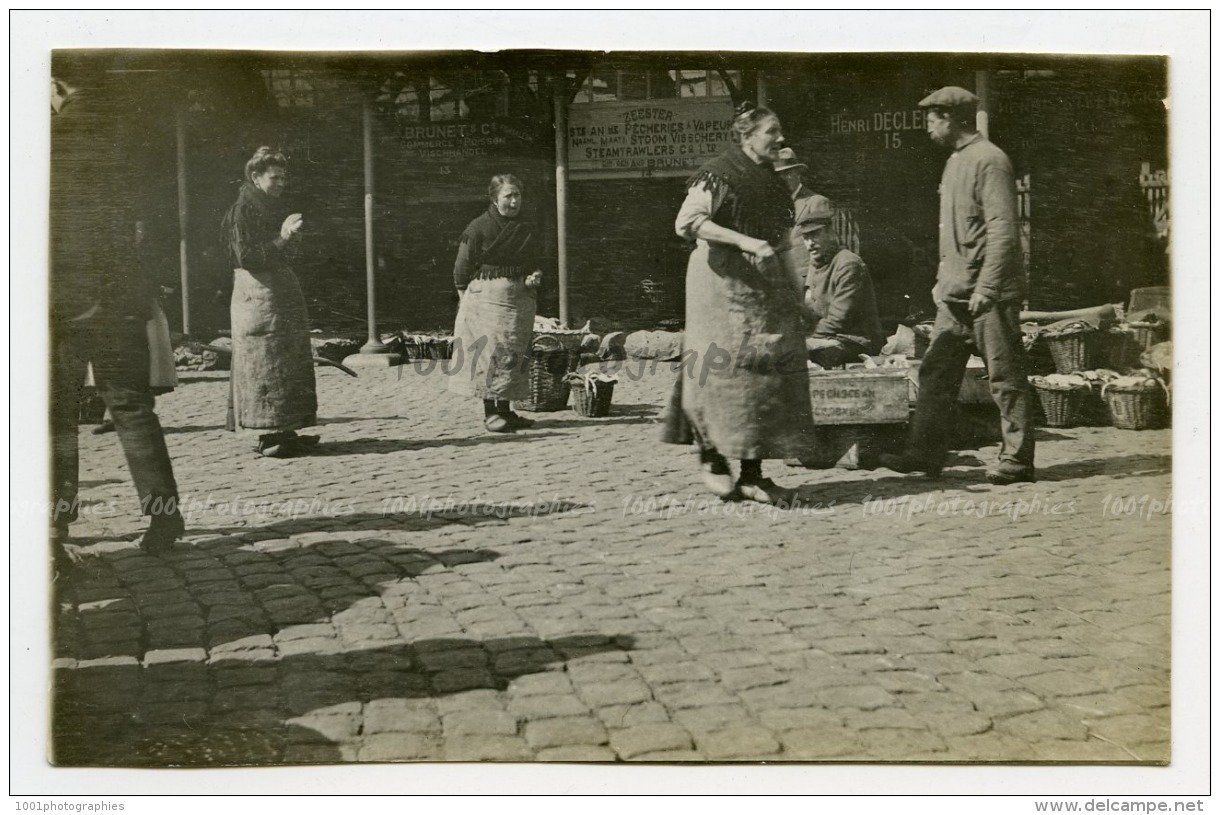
top-left (448, 174), bottom-right (543, 433)
top-left (222, 147), bottom-right (319, 458)
top-left (664, 103), bottom-right (816, 505)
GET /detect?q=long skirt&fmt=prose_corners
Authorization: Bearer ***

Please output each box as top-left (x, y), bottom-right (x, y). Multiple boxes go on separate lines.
top-left (663, 240), bottom-right (816, 460)
top-left (229, 266), bottom-right (317, 435)
top-left (448, 277), bottom-right (536, 401)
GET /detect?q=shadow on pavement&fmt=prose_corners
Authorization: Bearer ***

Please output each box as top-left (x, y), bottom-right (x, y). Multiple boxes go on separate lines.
top-left (793, 452), bottom-right (1171, 508)
top-left (51, 632), bottom-right (635, 767)
top-left (306, 432), bottom-right (570, 455)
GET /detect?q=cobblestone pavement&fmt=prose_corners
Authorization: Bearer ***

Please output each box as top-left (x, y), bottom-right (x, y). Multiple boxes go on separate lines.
top-left (50, 362), bottom-right (1172, 765)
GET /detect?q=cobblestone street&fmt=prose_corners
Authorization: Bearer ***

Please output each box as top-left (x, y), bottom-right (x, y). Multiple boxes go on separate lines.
top-left (49, 363), bottom-right (1172, 766)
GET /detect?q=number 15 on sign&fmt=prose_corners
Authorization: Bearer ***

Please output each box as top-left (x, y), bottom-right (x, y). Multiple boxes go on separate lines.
top-left (884, 132), bottom-right (902, 149)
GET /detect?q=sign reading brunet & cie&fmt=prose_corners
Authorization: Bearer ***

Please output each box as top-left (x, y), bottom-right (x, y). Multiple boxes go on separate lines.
top-left (390, 117), bottom-right (546, 204)
top-left (567, 99), bottom-right (734, 179)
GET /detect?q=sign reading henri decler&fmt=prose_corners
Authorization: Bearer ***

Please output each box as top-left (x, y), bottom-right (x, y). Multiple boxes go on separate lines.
top-left (567, 99), bottom-right (734, 179)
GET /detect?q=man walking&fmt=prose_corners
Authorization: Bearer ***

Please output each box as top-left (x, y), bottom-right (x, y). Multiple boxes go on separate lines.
top-left (879, 86), bottom-right (1035, 485)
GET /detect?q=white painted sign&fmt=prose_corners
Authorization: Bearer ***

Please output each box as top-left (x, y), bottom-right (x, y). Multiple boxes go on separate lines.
top-left (567, 99), bottom-right (734, 179)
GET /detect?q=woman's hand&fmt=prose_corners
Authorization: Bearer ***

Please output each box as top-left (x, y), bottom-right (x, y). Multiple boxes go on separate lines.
top-left (524, 271), bottom-right (543, 291)
top-left (739, 237), bottom-right (776, 263)
top-left (280, 213), bottom-right (304, 241)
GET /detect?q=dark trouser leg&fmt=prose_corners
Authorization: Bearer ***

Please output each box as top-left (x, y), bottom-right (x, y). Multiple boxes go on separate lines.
top-left (973, 303), bottom-right (1035, 468)
top-left (99, 381), bottom-right (179, 516)
top-left (907, 303), bottom-right (974, 467)
top-left (92, 319), bottom-right (180, 517)
top-left (739, 459), bottom-right (763, 479)
top-left (50, 327), bottom-right (87, 528)
top-left (496, 399), bottom-right (512, 415)
top-left (483, 399), bottom-right (499, 417)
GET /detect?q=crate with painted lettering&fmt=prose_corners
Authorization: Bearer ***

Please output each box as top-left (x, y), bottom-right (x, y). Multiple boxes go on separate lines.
top-left (807, 368), bottom-right (910, 425)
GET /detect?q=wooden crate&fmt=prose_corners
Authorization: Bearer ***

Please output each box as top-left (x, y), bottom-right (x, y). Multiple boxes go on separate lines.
top-left (903, 358), bottom-right (993, 405)
top-left (808, 368), bottom-right (911, 425)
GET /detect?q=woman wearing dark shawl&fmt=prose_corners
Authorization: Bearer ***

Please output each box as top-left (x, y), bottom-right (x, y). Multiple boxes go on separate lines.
top-left (663, 103), bottom-right (816, 505)
top-left (448, 174), bottom-right (543, 433)
top-left (221, 147), bottom-right (318, 458)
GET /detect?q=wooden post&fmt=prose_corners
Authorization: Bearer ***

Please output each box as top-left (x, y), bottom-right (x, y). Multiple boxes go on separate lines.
top-left (176, 110), bottom-right (191, 336)
top-left (756, 73), bottom-right (769, 108)
top-left (975, 69), bottom-right (990, 140)
top-left (347, 94), bottom-right (399, 367)
top-left (553, 77), bottom-right (571, 327)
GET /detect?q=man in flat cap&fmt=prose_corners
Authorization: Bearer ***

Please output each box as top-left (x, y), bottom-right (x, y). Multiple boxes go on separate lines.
top-left (774, 147), bottom-right (820, 293)
top-left (879, 85), bottom-right (1035, 485)
top-left (797, 196), bottom-right (884, 368)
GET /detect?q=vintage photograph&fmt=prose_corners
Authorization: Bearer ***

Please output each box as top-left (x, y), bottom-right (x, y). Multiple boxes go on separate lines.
top-left (20, 12), bottom-right (1202, 796)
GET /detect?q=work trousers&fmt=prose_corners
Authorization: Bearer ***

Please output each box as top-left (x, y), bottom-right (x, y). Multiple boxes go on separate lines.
top-left (50, 316), bottom-right (179, 527)
top-left (907, 300), bottom-right (1035, 468)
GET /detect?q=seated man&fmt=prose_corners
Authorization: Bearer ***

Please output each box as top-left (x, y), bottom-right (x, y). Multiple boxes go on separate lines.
top-left (798, 196), bottom-right (885, 368)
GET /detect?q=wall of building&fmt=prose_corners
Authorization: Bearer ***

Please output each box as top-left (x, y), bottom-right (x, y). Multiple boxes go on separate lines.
top-left (85, 52), bottom-right (1169, 338)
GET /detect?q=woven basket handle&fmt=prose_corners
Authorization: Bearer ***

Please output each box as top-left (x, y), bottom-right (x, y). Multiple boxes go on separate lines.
top-left (532, 334), bottom-right (564, 353)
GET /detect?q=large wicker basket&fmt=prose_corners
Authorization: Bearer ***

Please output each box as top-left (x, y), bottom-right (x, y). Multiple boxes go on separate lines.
top-left (1103, 383), bottom-right (1169, 430)
top-left (1032, 381), bottom-right (1089, 428)
top-left (518, 333), bottom-right (582, 412)
top-left (1045, 329), bottom-right (1099, 374)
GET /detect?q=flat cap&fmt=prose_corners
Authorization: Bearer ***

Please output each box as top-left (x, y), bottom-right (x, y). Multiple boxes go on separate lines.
top-left (773, 147), bottom-right (806, 173)
top-left (917, 86), bottom-right (979, 109)
top-left (797, 195), bottom-right (835, 230)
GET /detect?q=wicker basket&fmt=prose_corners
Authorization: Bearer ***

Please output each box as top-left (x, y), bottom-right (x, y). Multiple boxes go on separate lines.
top-left (425, 337), bottom-right (453, 360)
top-left (1032, 382), bottom-right (1088, 428)
top-left (1024, 336), bottom-right (1058, 376)
top-left (571, 380), bottom-right (615, 417)
top-left (518, 335), bottom-right (580, 412)
top-left (1045, 329), bottom-right (1099, 374)
top-left (1103, 328), bottom-right (1142, 372)
top-left (1128, 321), bottom-right (1169, 352)
top-left (1103, 384), bottom-right (1169, 430)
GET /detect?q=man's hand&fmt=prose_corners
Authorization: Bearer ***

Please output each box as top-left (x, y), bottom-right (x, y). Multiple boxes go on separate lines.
top-left (524, 271), bottom-right (543, 291)
top-left (280, 213), bottom-right (304, 240)
top-left (969, 291), bottom-right (994, 317)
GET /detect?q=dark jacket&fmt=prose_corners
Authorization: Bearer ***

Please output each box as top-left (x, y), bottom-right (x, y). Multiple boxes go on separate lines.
top-left (935, 133), bottom-right (1024, 304)
top-left (50, 88), bottom-right (149, 324)
top-left (805, 248), bottom-right (885, 354)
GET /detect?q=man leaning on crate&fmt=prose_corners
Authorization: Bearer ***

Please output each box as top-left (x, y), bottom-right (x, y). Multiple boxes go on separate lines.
top-left (878, 86), bottom-right (1036, 485)
top-left (796, 195), bottom-right (885, 369)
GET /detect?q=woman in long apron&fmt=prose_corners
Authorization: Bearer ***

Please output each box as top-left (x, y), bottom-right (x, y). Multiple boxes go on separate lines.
top-left (448, 174), bottom-right (543, 433)
top-left (222, 147), bottom-right (318, 458)
top-left (664, 103), bottom-right (816, 505)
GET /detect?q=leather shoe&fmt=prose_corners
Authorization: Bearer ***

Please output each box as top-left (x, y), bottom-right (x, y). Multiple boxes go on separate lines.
top-left (877, 453), bottom-right (942, 477)
top-left (141, 510), bottom-right (185, 554)
top-left (985, 461), bottom-right (1037, 485)
top-left (503, 411), bottom-right (535, 429)
top-left (484, 415), bottom-right (515, 433)
top-left (256, 440), bottom-right (297, 458)
top-left (291, 433), bottom-right (321, 447)
top-left (736, 477), bottom-right (797, 507)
